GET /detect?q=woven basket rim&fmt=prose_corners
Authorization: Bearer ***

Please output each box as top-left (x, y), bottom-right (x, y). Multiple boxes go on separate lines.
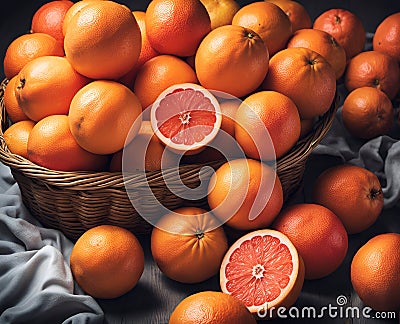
top-left (0, 78), bottom-right (339, 190)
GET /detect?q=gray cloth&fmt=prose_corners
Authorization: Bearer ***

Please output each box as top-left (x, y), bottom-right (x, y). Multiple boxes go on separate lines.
top-left (313, 83), bottom-right (400, 209)
top-left (0, 163), bottom-right (104, 324)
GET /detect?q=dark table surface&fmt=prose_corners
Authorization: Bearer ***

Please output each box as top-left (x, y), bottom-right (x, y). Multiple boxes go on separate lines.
top-left (1, 1), bottom-right (400, 323)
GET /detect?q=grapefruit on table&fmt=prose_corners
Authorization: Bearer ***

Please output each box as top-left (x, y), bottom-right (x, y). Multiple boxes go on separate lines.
top-left (150, 83), bottom-right (221, 155)
top-left (312, 164), bottom-right (384, 234)
top-left (70, 225), bottom-right (144, 299)
top-left (169, 291), bottom-right (256, 324)
top-left (344, 50), bottom-right (400, 100)
top-left (220, 229), bottom-right (305, 315)
top-left (272, 203), bottom-right (348, 280)
top-left (151, 207), bottom-right (228, 283)
top-left (341, 87), bottom-right (394, 140)
top-left (351, 233), bottom-right (400, 311)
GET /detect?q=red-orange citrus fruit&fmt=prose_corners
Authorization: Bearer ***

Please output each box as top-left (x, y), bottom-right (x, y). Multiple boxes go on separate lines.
top-left (312, 164), bottom-right (384, 234)
top-left (220, 229), bottom-right (305, 315)
top-left (3, 76), bottom-right (29, 123)
top-left (342, 87), bottom-right (394, 139)
top-left (234, 90), bottom-right (301, 160)
top-left (69, 80), bottom-right (142, 155)
top-left (287, 28), bottom-right (347, 80)
top-left (134, 54), bottom-right (198, 110)
top-left (344, 50), bottom-right (400, 100)
top-left (151, 207), bottom-right (228, 283)
top-left (70, 225), bottom-right (144, 299)
top-left (200, 0), bottom-right (240, 30)
top-left (64, 0), bottom-right (142, 79)
top-left (232, 1), bottom-right (292, 56)
top-left (195, 25), bottom-right (269, 98)
top-left (313, 8), bottom-right (366, 60)
top-left (169, 291), bottom-right (256, 324)
top-left (272, 203), bottom-right (348, 280)
top-left (145, 0), bottom-right (211, 57)
top-left (373, 12), bottom-right (400, 63)
top-left (3, 120), bottom-right (35, 159)
top-left (208, 158), bottom-right (283, 230)
top-left (15, 55), bottom-right (90, 122)
top-left (3, 33), bottom-right (64, 80)
top-left (27, 115), bottom-right (109, 171)
top-left (266, 0), bottom-right (312, 32)
top-left (109, 121), bottom-right (177, 172)
top-left (31, 0), bottom-right (74, 46)
top-left (150, 83), bottom-right (221, 155)
top-left (351, 233), bottom-right (400, 311)
top-left (262, 47), bottom-right (336, 119)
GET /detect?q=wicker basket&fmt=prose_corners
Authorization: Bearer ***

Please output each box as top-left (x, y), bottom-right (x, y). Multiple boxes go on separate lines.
top-left (0, 79), bottom-right (338, 240)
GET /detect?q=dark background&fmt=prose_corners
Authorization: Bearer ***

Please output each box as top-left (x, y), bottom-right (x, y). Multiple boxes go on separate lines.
top-left (1, 1), bottom-right (400, 323)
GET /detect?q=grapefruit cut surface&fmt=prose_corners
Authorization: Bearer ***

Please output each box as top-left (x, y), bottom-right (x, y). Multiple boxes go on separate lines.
top-left (150, 83), bottom-right (221, 153)
top-left (220, 229), bottom-right (304, 315)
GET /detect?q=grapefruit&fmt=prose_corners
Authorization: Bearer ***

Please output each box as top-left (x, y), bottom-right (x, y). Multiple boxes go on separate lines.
top-left (150, 83), bottom-right (221, 155)
top-left (220, 229), bottom-right (305, 315)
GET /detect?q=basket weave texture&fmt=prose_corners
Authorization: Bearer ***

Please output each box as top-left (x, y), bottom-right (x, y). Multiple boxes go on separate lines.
top-left (0, 79), bottom-right (338, 240)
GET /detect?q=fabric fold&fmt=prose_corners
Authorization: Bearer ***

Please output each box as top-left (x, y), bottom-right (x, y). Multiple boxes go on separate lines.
top-left (0, 164), bottom-right (104, 324)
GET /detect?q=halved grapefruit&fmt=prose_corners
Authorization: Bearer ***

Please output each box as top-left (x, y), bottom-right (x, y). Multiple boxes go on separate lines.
top-left (220, 229), bottom-right (305, 316)
top-left (150, 83), bottom-right (222, 154)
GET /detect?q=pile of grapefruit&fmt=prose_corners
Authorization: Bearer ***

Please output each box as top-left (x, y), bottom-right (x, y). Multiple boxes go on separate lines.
top-left (2, 0), bottom-right (400, 321)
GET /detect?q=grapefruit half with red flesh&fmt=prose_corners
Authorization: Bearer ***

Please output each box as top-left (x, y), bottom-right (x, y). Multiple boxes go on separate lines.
top-left (220, 229), bottom-right (305, 315)
top-left (150, 83), bottom-right (222, 154)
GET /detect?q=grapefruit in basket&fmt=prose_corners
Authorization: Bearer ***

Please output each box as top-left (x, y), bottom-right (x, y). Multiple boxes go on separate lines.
top-left (3, 32), bottom-right (64, 80)
top-left (145, 0), bottom-right (211, 57)
top-left (27, 115), bottom-right (109, 171)
top-left (30, 0), bottom-right (74, 46)
top-left (207, 158), bottom-right (283, 230)
top-left (262, 47), bottom-right (336, 120)
top-left (220, 229), bottom-right (305, 315)
top-left (69, 80), bottom-right (142, 155)
top-left (15, 55), bottom-right (90, 122)
top-left (3, 120), bottom-right (35, 159)
top-left (150, 83), bottom-right (222, 155)
top-left (64, 0), bottom-right (142, 79)
top-left (195, 24), bottom-right (269, 98)
top-left (3, 76), bottom-right (29, 123)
